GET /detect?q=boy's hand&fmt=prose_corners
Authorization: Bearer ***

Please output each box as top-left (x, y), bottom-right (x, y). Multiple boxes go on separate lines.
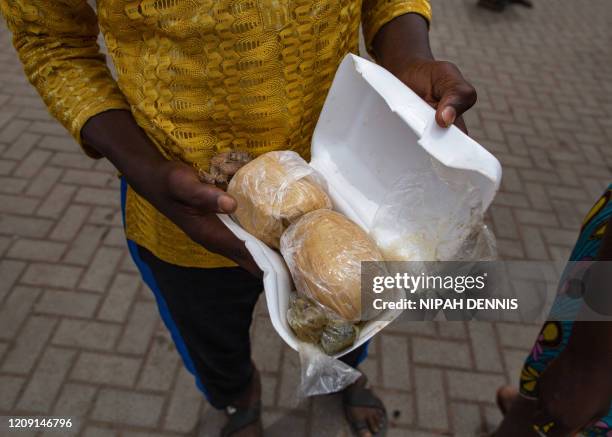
top-left (372, 13), bottom-right (477, 134)
top-left (81, 110), bottom-right (262, 277)
top-left (152, 161), bottom-right (261, 277)
top-left (393, 58), bottom-right (476, 134)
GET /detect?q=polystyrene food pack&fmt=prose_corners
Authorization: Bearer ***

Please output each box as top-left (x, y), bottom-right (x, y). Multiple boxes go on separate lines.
top-left (218, 54), bottom-right (502, 357)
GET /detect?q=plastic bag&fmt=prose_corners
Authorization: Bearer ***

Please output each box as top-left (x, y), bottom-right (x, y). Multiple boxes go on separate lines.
top-left (286, 295), bottom-right (328, 344)
top-left (280, 209), bottom-right (385, 322)
top-left (298, 342), bottom-right (361, 397)
top-left (286, 294), bottom-right (359, 355)
top-left (287, 295), bottom-right (360, 396)
top-left (227, 151), bottom-right (332, 249)
top-left (320, 319), bottom-right (358, 355)
top-left (370, 160), bottom-right (497, 262)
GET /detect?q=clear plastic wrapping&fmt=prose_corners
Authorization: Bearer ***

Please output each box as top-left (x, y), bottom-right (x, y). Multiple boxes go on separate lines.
top-left (298, 342), bottom-right (361, 397)
top-left (286, 295), bottom-right (359, 355)
top-left (286, 295), bottom-right (328, 344)
top-left (281, 209), bottom-right (385, 322)
top-left (227, 151), bottom-right (332, 249)
top-left (287, 295), bottom-right (360, 395)
top-left (370, 162), bottom-right (497, 262)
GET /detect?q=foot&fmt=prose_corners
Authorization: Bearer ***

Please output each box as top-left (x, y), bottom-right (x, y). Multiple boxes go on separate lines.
top-left (343, 375), bottom-right (387, 437)
top-left (221, 369), bottom-right (263, 437)
top-left (496, 385), bottom-right (519, 416)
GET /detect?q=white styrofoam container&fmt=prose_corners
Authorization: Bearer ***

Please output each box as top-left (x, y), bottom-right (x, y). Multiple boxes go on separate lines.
top-left (219, 54), bottom-right (502, 357)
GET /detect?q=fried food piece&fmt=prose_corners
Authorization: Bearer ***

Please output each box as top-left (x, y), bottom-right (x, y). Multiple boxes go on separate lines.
top-left (199, 151), bottom-right (253, 190)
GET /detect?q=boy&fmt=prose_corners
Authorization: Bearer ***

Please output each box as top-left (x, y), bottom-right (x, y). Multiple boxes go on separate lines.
top-left (1, 1), bottom-right (476, 435)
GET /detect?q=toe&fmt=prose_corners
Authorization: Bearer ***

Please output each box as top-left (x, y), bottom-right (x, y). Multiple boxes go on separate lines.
top-left (367, 415), bottom-right (380, 434)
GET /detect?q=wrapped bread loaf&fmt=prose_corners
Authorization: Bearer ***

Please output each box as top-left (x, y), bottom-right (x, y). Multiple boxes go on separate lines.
top-left (281, 210), bottom-right (385, 322)
top-left (227, 151), bottom-right (332, 249)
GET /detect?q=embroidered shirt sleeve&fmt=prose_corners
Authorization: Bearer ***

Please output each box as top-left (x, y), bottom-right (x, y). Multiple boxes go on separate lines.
top-left (361, 0), bottom-right (432, 53)
top-left (0, 0), bottom-right (129, 156)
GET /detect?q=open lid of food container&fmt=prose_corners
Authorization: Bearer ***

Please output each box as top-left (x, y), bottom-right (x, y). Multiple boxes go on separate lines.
top-left (220, 54), bottom-right (502, 356)
top-left (310, 54), bottom-right (501, 231)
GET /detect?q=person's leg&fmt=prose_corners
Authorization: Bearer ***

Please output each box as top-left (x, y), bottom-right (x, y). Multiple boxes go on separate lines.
top-left (494, 186), bottom-right (612, 436)
top-left (496, 319), bottom-right (612, 437)
top-left (339, 342), bottom-right (369, 368)
top-left (497, 388), bottom-right (612, 436)
top-left (134, 246), bottom-right (263, 406)
top-left (129, 244), bottom-right (264, 436)
top-left (494, 321), bottom-right (571, 436)
top-left (338, 342), bottom-right (387, 437)
top-left (494, 393), bottom-right (540, 436)
top-left (120, 176), bottom-right (263, 412)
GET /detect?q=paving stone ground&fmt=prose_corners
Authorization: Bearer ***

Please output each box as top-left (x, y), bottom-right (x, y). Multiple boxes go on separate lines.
top-left (1, 0), bottom-right (611, 436)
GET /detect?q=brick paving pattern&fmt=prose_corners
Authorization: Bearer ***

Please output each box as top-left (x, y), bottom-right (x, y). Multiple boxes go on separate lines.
top-left (1, 0), bottom-right (612, 436)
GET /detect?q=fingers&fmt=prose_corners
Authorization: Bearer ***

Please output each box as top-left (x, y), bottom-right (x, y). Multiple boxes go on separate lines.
top-left (162, 163), bottom-right (261, 277)
top-left (454, 115), bottom-right (469, 135)
top-left (235, 250), bottom-right (264, 278)
top-left (193, 215), bottom-right (263, 278)
top-left (166, 163), bottom-right (237, 213)
top-left (435, 83), bottom-right (477, 128)
top-left (433, 62), bottom-right (477, 129)
top-left (367, 411), bottom-right (382, 434)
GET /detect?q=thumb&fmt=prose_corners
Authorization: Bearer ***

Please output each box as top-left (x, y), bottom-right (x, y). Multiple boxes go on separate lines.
top-left (167, 165), bottom-right (237, 213)
top-left (435, 84), bottom-right (477, 128)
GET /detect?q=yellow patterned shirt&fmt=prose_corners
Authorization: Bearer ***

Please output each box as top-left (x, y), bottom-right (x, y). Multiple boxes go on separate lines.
top-left (1, 0), bottom-right (431, 268)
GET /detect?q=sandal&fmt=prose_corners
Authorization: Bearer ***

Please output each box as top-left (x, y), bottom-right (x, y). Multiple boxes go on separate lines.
top-left (220, 400), bottom-right (263, 437)
top-left (343, 377), bottom-right (388, 437)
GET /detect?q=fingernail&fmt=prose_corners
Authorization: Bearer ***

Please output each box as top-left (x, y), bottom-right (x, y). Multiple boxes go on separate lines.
top-left (218, 195), bottom-right (236, 212)
top-left (441, 107), bottom-right (456, 127)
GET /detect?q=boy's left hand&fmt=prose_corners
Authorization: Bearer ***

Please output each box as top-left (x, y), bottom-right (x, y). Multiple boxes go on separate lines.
top-left (394, 58), bottom-right (477, 134)
top-left (372, 13), bottom-right (477, 134)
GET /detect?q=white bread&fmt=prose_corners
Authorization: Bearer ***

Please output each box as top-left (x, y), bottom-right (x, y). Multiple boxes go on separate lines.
top-left (281, 210), bottom-right (384, 321)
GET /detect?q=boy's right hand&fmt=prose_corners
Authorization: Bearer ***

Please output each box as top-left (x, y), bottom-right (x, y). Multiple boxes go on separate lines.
top-left (81, 110), bottom-right (262, 277)
top-left (153, 160), bottom-right (262, 276)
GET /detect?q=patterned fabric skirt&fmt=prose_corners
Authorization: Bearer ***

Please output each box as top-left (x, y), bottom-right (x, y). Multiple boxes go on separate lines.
top-left (519, 185), bottom-right (612, 436)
